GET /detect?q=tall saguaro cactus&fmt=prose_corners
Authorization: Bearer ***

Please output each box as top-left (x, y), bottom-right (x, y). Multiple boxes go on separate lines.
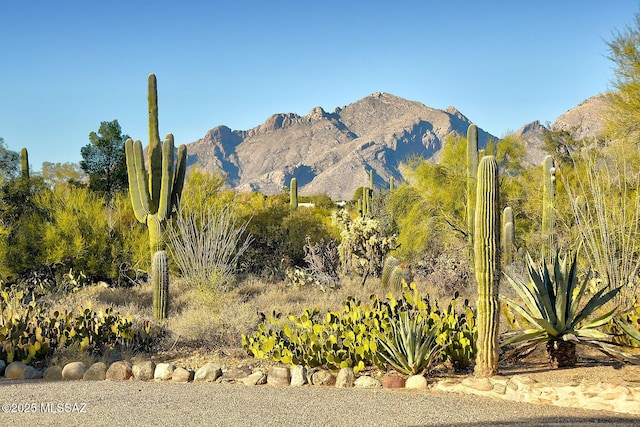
top-left (467, 124), bottom-right (479, 263)
top-left (20, 147), bottom-right (29, 181)
top-left (474, 155), bottom-right (501, 378)
top-left (125, 73), bottom-right (187, 320)
top-left (542, 155), bottom-right (556, 265)
top-left (290, 177), bottom-right (298, 211)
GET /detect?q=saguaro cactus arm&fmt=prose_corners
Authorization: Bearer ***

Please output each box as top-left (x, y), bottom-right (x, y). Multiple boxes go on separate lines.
top-left (158, 134), bottom-right (175, 221)
top-left (125, 138), bottom-right (151, 224)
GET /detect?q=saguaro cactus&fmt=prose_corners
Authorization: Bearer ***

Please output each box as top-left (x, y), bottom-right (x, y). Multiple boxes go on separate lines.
top-left (474, 155), bottom-right (500, 378)
top-left (389, 176), bottom-right (394, 192)
top-left (542, 155), bottom-right (556, 265)
top-left (467, 124), bottom-right (479, 262)
top-left (502, 206), bottom-right (515, 263)
top-left (290, 177), bottom-right (298, 211)
top-left (20, 147), bottom-right (29, 181)
top-left (125, 73), bottom-right (187, 320)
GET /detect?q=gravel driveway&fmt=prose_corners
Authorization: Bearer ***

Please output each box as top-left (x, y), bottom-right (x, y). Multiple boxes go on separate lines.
top-left (1, 380), bottom-right (639, 426)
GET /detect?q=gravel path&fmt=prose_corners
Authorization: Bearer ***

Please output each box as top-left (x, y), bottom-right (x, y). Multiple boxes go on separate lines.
top-left (1, 380), bottom-right (639, 426)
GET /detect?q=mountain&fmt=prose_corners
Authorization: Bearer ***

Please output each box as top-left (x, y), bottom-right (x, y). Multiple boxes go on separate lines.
top-left (186, 92), bottom-right (494, 200)
top-left (186, 92), bottom-right (609, 200)
top-left (515, 94), bottom-right (608, 165)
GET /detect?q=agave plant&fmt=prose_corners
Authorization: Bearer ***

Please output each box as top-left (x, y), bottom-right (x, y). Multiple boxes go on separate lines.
top-left (501, 250), bottom-right (622, 368)
top-left (377, 311), bottom-right (441, 375)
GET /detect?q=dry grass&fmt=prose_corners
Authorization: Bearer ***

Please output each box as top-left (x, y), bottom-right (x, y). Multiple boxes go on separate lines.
top-left (40, 264), bottom-right (478, 367)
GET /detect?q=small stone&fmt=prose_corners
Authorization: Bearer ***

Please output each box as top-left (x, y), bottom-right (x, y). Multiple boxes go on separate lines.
top-left (382, 375), bottom-right (405, 389)
top-left (290, 365), bottom-right (307, 386)
top-left (5, 361), bottom-right (28, 379)
top-left (492, 383), bottom-right (507, 395)
top-left (194, 363), bottom-right (222, 382)
top-left (267, 366), bottom-right (290, 386)
top-left (106, 361), bottom-right (133, 381)
top-left (22, 366), bottom-right (42, 379)
top-left (133, 361), bottom-right (156, 381)
top-left (43, 365), bottom-right (63, 380)
top-left (462, 377), bottom-right (494, 392)
top-left (312, 369), bottom-right (336, 386)
top-left (154, 363), bottom-right (176, 381)
top-left (335, 368), bottom-right (355, 388)
top-left (219, 366), bottom-right (252, 382)
top-left (83, 362), bottom-right (107, 381)
top-left (354, 375), bottom-right (382, 388)
top-left (405, 375), bottom-right (428, 390)
top-left (62, 362), bottom-right (87, 380)
top-left (240, 371), bottom-right (266, 386)
top-left (171, 367), bottom-right (193, 382)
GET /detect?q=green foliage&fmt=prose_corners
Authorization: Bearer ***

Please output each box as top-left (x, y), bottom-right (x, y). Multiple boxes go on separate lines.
top-left (0, 137), bottom-right (19, 182)
top-left (501, 251), bottom-right (622, 357)
top-left (466, 124), bottom-right (478, 260)
top-left (242, 283), bottom-right (476, 373)
top-left (334, 210), bottom-right (397, 278)
top-left (0, 285), bottom-right (142, 364)
top-left (42, 161), bottom-right (87, 189)
top-left (81, 119), bottom-right (129, 201)
top-left (391, 133), bottom-right (526, 261)
top-left (36, 186), bottom-right (129, 282)
top-left (237, 192), bottom-right (337, 275)
top-left (605, 12), bottom-right (640, 142)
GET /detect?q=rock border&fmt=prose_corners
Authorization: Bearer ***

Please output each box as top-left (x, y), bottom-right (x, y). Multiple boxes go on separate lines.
top-left (2, 360), bottom-right (638, 415)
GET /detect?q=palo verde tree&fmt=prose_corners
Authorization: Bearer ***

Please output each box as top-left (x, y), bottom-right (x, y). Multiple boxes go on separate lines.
top-left (81, 119), bottom-right (129, 201)
top-left (125, 74), bottom-right (187, 319)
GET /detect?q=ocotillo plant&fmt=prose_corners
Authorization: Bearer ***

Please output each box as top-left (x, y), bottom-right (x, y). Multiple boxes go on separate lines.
top-left (125, 73), bottom-right (187, 320)
top-left (502, 206), bottom-right (515, 263)
top-left (467, 124), bottom-right (479, 263)
top-left (290, 177), bottom-right (298, 211)
top-left (474, 155), bottom-right (500, 378)
top-left (20, 147), bottom-right (29, 181)
top-left (542, 155), bottom-right (556, 265)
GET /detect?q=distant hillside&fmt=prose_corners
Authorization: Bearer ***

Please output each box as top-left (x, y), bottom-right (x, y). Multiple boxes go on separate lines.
top-left (186, 92), bottom-right (494, 200)
top-left (515, 94), bottom-right (608, 165)
top-left (186, 92), bottom-right (609, 199)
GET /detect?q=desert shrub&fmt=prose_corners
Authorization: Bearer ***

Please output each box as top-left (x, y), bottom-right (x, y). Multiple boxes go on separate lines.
top-left (236, 192), bottom-right (337, 275)
top-left (0, 175), bottom-right (48, 279)
top-left (166, 200), bottom-right (252, 292)
top-left (242, 283), bottom-right (476, 373)
top-left (35, 186), bottom-right (135, 284)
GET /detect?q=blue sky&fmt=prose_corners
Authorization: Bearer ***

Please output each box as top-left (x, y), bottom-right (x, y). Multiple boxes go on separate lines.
top-left (1, 1), bottom-right (638, 170)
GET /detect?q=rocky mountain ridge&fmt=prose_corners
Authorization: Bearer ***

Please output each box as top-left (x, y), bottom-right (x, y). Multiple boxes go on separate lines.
top-left (185, 92), bottom-right (608, 200)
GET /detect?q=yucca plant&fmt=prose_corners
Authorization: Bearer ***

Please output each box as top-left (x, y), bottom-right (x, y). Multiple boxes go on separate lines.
top-left (501, 250), bottom-right (622, 368)
top-left (377, 310), bottom-right (441, 375)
